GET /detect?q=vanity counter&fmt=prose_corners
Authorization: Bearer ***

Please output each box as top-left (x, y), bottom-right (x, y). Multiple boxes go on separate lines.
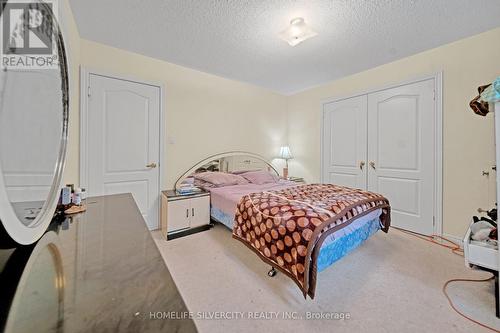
top-left (0, 193), bottom-right (196, 332)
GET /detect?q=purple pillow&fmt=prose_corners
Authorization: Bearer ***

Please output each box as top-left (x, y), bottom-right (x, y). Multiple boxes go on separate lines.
top-left (241, 170), bottom-right (279, 185)
top-left (231, 169), bottom-right (261, 175)
top-left (194, 178), bottom-right (216, 190)
top-left (193, 171), bottom-right (249, 187)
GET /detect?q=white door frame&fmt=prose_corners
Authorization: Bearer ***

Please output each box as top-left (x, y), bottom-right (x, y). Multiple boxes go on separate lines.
top-left (320, 72), bottom-right (443, 236)
top-left (79, 66), bottom-right (165, 229)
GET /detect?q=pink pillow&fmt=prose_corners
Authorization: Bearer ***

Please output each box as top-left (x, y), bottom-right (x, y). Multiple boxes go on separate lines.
top-left (241, 170), bottom-right (279, 185)
top-left (194, 178), bottom-right (216, 190)
top-left (194, 171), bottom-right (248, 187)
top-left (231, 169), bottom-right (260, 175)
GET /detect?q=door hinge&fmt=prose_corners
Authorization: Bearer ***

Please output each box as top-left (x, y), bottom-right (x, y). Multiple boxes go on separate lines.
top-left (433, 90), bottom-right (436, 101)
top-left (87, 86), bottom-right (91, 97)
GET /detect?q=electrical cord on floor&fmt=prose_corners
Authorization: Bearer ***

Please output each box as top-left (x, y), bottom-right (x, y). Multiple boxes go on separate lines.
top-left (393, 227), bottom-right (464, 257)
top-left (392, 227), bottom-right (499, 332)
top-left (443, 277), bottom-right (498, 332)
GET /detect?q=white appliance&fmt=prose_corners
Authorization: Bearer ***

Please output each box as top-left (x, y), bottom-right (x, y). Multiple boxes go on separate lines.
top-left (463, 101), bottom-right (500, 317)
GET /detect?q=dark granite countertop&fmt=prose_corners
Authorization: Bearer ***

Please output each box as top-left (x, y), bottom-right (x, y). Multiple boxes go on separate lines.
top-left (0, 193), bottom-right (197, 333)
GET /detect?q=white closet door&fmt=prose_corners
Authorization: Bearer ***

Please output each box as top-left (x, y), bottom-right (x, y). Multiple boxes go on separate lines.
top-left (367, 79), bottom-right (435, 235)
top-left (322, 95), bottom-right (368, 189)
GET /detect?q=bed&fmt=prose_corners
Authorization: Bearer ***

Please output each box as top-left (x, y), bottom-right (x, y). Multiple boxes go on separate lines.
top-left (175, 152), bottom-right (391, 299)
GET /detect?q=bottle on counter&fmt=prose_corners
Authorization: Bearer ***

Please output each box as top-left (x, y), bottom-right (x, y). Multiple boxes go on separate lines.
top-left (73, 188), bottom-right (82, 206)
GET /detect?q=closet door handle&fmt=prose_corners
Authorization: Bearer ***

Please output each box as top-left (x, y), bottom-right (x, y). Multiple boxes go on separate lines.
top-left (359, 161), bottom-right (365, 170)
top-left (369, 161), bottom-right (376, 170)
top-left (192, 208), bottom-right (195, 217)
top-left (186, 209), bottom-right (189, 218)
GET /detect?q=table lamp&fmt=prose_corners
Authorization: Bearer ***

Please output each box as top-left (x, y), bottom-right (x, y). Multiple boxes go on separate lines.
top-left (279, 146), bottom-right (293, 179)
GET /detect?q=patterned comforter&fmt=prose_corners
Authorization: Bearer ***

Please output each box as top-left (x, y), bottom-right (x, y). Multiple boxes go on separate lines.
top-left (232, 184), bottom-right (391, 298)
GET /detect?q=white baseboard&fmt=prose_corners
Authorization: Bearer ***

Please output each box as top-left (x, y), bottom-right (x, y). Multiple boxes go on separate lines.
top-left (442, 233), bottom-right (463, 249)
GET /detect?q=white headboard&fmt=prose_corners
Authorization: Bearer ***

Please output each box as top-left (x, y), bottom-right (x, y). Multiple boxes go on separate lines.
top-left (174, 151), bottom-right (278, 190)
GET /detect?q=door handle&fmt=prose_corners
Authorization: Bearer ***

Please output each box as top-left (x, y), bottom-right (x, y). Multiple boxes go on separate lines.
top-left (186, 209), bottom-right (189, 218)
top-left (369, 161), bottom-right (376, 170)
top-left (359, 161), bottom-right (365, 170)
top-left (192, 208), bottom-right (195, 217)
top-left (146, 162), bottom-right (157, 169)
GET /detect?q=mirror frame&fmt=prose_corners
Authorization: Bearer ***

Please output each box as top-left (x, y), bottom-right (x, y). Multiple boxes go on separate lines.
top-left (174, 151), bottom-right (279, 191)
top-left (0, 1), bottom-right (69, 245)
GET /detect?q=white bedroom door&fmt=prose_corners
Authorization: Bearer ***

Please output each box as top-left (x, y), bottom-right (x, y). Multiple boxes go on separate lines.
top-left (367, 79), bottom-right (435, 235)
top-left (322, 95), bottom-right (368, 189)
top-left (86, 73), bottom-right (161, 230)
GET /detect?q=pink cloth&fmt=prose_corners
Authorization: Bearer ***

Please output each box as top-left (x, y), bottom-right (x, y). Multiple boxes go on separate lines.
top-left (194, 171), bottom-right (248, 186)
top-left (240, 170), bottom-right (279, 184)
top-left (209, 180), bottom-right (299, 217)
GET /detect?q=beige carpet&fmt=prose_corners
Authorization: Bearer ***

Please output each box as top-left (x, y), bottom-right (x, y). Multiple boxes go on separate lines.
top-left (152, 224), bottom-right (500, 333)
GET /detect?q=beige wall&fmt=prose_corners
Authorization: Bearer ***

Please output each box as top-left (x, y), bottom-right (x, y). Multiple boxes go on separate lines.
top-left (287, 27), bottom-right (500, 238)
top-left (71, 40), bottom-right (288, 189)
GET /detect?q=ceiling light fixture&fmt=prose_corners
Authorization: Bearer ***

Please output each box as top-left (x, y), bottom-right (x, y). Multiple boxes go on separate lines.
top-left (278, 17), bottom-right (317, 46)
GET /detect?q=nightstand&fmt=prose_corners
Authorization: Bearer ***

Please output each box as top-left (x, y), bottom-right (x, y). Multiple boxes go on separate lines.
top-left (285, 176), bottom-right (306, 184)
top-left (161, 190), bottom-right (212, 240)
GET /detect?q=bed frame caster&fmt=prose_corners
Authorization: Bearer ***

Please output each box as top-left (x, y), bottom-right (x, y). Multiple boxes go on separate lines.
top-left (268, 267), bottom-right (277, 277)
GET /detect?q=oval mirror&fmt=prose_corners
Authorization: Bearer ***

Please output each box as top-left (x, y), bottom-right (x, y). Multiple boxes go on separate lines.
top-left (0, 0), bottom-right (69, 245)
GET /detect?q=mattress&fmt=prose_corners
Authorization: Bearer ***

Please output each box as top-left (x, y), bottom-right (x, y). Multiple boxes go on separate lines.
top-left (209, 180), bottom-right (299, 217)
top-left (209, 182), bottom-right (382, 272)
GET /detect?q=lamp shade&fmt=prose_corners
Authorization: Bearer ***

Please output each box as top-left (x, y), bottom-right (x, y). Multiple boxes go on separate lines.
top-left (279, 146), bottom-right (293, 160)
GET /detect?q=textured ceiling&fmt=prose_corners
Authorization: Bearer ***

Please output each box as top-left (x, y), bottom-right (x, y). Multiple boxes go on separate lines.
top-left (69, 0), bottom-right (500, 94)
